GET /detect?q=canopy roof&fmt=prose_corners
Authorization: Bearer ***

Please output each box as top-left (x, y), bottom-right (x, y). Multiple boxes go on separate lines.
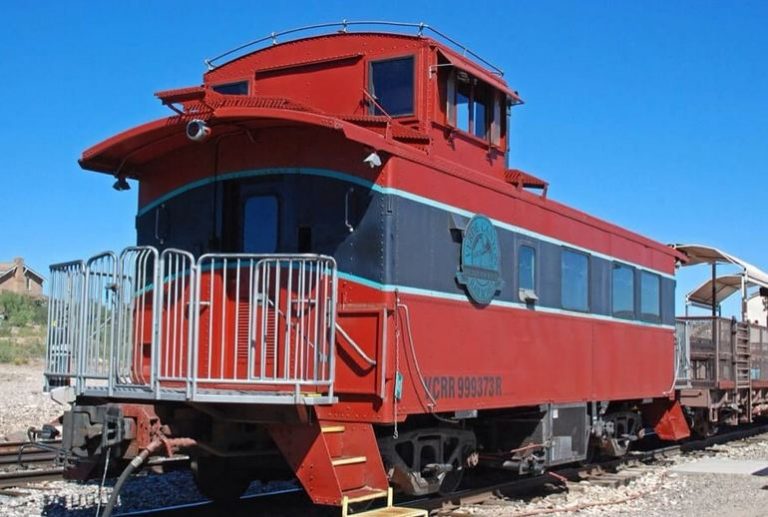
top-left (675, 244), bottom-right (768, 306)
top-left (687, 274), bottom-right (750, 306)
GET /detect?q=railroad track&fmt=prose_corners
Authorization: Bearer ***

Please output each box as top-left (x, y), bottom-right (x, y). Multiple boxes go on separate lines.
top-left (0, 467), bottom-right (64, 489)
top-left (0, 439), bottom-right (64, 490)
top-left (406, 422), bottom-right (768, 515)
top-left (0, 439), bottom-right (61, 466)
top-left (6, 424), bottom-right (768, 515)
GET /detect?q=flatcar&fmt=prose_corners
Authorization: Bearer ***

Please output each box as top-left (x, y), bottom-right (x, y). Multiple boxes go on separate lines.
top-left (44, 21), bottom-right (750, 516)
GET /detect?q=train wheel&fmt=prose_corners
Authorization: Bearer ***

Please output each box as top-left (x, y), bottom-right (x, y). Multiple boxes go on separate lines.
top-left (192, 457), bottom-right (252, 503)
top-left (690, 409), bottom-right (718, 438)
top-left (437, 468), bottom-right (464, 495)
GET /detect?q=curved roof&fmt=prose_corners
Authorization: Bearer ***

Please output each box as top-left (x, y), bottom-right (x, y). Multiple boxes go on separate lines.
top-left (687, 274), bottom-right (750, 306)
top-left (675, 244), bottom-right (768, 305)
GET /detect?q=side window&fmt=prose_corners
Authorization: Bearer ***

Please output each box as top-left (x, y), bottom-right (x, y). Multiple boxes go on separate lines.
top-left (640, 272), bottom-right (661, 320)
top-left (212, 81), bottom-right (249, 95)
top-left (490, 93), bottom-right (502, 145)
top-left (518, 245), bottom-right (536, 291)
top-left (456, 80), bottom-right (470, 132)
top-left (243, 195), bottom-right (278, 253)
top-left (447, 71), bottom-right (494, 141)
top-left (561, 249), bottom-right (589, 312)
top-left (473, 83), bottom-right (489, 139)
top-left (370, 56), bottom-right (414, 116)
top-left (612, 263), bottom-right (635, 318)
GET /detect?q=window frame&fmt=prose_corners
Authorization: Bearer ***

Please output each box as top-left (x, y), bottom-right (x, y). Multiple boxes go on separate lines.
top-left (560, 248), bottom-right (590, 313)
top-left (445, 70), bottom-right (498, 144)
top-left (212, 80), bottom-right (250, 95)
top-left (639, 271), bottom-right (662, 322)
top-left (611, 262), bottom-right (636, 320)
top-left (367, 54), bottom-right (416, 118)
top-left (517, 242), bottom-right (537, 293)
top-left (241, 193), bottom-right (280, 254)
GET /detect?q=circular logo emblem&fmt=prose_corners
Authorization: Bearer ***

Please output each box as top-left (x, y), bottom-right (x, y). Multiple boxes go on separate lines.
top-left (456, 215), bottom-right (503, 305)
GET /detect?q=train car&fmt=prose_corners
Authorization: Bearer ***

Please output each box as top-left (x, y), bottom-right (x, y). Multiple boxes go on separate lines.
top-left (672, 244), bottom-right (768, 436)
top-left (44, 21), bottom-right (691, 514)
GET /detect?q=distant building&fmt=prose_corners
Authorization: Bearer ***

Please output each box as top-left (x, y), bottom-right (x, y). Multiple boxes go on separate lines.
top-left (0, 257), bottom-right (44, 297)
top-left (748, 294), bottom-right (768, 326)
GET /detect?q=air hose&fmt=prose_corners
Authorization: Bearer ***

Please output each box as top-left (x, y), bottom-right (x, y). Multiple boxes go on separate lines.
top-left (100, 439), bottom-right (162, 517)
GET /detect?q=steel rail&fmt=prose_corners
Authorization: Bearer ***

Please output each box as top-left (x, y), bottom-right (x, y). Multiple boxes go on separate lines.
top-left (0, 468), bottom-right (64, 488)
top-left (204, 20), bottom-right (505, 76)
top-left (403, 422), bottom-right (768, 514)
top-left (0, 451), bottom-right (57, 466)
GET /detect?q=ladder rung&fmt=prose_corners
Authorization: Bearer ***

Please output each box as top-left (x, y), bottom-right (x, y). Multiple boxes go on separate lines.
top-left (342, 488), bottom-right (389, 503)
top-left (332, 455), bottom-right (367, 466)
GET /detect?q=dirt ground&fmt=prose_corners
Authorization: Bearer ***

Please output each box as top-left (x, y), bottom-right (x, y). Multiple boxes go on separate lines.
top-left (0, 361), bottom-right (62, 441)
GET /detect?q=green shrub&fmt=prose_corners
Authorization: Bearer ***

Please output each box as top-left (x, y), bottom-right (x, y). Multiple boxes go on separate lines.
top-left (0, 293), bottom-right (47, 364)
top-left (0, 336), bottom-right (46, 364)
top-left (0, 292), bottom-right (47, 327)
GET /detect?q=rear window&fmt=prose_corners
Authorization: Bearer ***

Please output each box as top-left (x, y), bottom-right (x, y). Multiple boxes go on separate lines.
top-left (370, 56), bottom-right (414, 116)
top-left (243, 195), bottom-right (278, 253)
top-left (213, 81), bottom-right (249, 95)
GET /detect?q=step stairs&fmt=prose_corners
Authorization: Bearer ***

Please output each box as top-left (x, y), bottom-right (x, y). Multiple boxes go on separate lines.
top-left (342, 487), bottom-right (427, 517)
top-left (269, 419), bottom-right (426, 515)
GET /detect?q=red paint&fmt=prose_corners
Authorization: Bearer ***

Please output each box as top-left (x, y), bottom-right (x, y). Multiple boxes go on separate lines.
top-left (74, 28), bottom-right (695, 505)
top-left (642, 400), bottom-right (691, 441)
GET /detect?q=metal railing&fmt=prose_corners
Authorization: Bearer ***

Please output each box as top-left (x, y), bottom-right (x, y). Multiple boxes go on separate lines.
top-left (676, 316), bottom-right (768, 386)
top-left (750, 324), bottom-right (768, 381)
top-left (675, 320), bottom-right (691, 387)
top-left (204, 20), bottom-right (505, 76)
top-left (44, 246), bottom-right (338, 405)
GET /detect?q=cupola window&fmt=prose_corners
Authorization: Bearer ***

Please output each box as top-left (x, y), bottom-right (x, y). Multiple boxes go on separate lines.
top-left (369, 56), bottom-right (414, 116)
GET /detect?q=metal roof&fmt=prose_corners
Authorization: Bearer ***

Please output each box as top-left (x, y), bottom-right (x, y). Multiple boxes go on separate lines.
top-left (675, 244), bottom-right (768, 306)
top-left (687, 274), bottom-right (751, 306)
top-left (674, 244), bottom-right (768, 286)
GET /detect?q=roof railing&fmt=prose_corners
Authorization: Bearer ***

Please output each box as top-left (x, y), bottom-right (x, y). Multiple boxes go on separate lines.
top-left (204, 20), bottom-right (505, 77)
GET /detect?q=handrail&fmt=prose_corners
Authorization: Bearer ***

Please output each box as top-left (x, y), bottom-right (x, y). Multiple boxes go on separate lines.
top-left (204, 20), bottom-right (504, 76)
top-left (335, 322), bottom-right (376, 366)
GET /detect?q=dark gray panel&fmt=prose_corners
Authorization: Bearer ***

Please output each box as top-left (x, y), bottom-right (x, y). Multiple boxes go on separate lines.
top-left (136, 186), bottom-right (216, 257)
top-left (590, 258), bottom-right (611, 316)
top-left (538, 241), bottom-right (562, 308)
top-left (662, 278), bottom-right (676, 326)
top-left (135, 170), bottom-right (675, 328)
top-left (391, 195), bottom-right (464, 296)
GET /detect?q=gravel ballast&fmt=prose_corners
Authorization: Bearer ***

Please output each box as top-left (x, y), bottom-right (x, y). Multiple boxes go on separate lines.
top-left (3, 363), bottom-right (768, 516)
top-left (0, 362), bottom-right (61, 441)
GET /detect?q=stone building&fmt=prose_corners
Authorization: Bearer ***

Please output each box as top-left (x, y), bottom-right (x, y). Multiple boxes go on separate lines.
top-left (0, 257), bottom-right (44, 297)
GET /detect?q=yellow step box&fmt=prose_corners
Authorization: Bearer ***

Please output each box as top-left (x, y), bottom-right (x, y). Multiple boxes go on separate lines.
top-left (341, 488), bottom-right (427, 517)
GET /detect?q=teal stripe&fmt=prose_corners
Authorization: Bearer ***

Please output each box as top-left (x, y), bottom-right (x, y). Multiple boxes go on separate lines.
top-left (137, 166), bottom-right (674, 279)
top-left (336, 271), bottom-right (675, 331)
top-left (137, 167), bottom-right (379, 217)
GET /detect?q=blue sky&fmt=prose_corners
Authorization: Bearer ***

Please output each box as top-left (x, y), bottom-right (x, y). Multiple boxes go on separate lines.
top-left (2, 1), bottom-right (766, 314)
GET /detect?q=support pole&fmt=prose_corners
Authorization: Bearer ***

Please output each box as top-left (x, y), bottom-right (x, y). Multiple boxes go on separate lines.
top-left (712, 262), bottom-right (719, 384)
top-left (741, 272), bottom-right (748, 323)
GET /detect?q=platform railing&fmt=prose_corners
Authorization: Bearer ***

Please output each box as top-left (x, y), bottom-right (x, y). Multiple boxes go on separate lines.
top-left (677, 316), bottom-right (768, 386)
top-left (44, 246), bottom-right (338, 404)
top-left (190, 254), bottom-right (337, 403)
top-left (675, 320), bottom-right (691, 387)
top-left (45, 260), bottom-right (86, 388)
top-left (749, 323), bottom-right (768, 381)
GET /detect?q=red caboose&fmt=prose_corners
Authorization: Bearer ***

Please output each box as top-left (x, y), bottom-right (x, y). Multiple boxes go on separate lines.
top-left (45, 21), bottom-right (688, 513)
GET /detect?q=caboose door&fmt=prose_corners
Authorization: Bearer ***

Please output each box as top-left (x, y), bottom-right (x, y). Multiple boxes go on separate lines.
top-left (334, 305), bottom-right (387, 398)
